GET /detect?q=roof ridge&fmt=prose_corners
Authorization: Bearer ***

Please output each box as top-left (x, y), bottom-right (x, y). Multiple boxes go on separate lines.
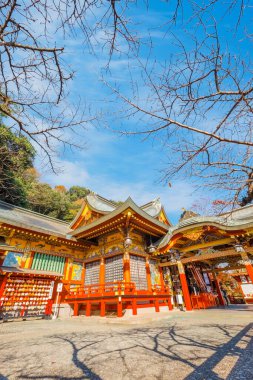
top-left (88, 193), bottom-right (118, 207)
top-left (175, 214), bottom-right (253, 230)
top-left (0, 200), bottom-right (69, 225)
top-left (141, 197), bottom-right (161, 208)
top-left (218, 202), bottom-right (253, 216)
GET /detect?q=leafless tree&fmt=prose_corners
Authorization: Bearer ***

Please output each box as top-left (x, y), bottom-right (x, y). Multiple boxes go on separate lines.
top-left (1, 0), bottom-right (252, 208)
top-left (106, 2), bottom-right (253, 208)
top-left (0, 0), bottom-right (137, 168)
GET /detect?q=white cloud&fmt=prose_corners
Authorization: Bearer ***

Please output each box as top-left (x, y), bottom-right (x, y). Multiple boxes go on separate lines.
top-left (42, 160), bottom-right (90, 188)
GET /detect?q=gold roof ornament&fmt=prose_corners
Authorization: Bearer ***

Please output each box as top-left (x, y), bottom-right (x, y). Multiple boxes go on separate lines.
top-left (183, 230), bottom-right (203, 241)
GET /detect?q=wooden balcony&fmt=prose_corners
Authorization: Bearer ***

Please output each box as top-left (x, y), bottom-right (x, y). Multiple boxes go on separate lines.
top-left (65, 281), bottom-right (172, 317)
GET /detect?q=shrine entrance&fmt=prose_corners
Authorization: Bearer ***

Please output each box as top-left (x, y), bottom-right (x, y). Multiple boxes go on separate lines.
top-left (215, 267), bottom-right (253, 305)
top-left (161, 248), bottom-right (253, 310)
top-left (158, 207), bottom-right (253, 311)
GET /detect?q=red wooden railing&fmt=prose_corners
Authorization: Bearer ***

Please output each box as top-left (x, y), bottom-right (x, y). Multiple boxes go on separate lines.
top-left (191, 292), bottom-right (218, 309)
top-left (66, 281), bottom-right (170, 299)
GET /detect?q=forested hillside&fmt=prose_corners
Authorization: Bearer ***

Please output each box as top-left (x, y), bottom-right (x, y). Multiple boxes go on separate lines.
top-left (0, 118), bottom-right (93, 222)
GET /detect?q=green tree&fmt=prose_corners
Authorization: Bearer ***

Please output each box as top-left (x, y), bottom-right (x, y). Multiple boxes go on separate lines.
top-left (0, 121), bottom-right (35, 206)
top-left (0, 119), bottom-right (121, 221)
top-left (26, 182), bottom-right (70, 220)
top-left (67, 186), bottom-right (91, 202)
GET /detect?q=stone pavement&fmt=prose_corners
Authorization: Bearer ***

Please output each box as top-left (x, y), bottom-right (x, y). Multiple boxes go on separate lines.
top-left (0, 305), bottom-right (253, 380)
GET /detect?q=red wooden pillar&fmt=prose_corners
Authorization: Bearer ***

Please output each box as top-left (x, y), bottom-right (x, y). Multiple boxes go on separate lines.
top-left (73, 302), bottom-right (79, 316)
top-left (240, 253), bottom-right (253, 286)
top-left (63, 258), bottom-right (69, 280)
top-left (178, 261), bottom-right (192, 311)
top-left (68, 260), bottom-right (73, 281)
top-left (99, 258), bottom-right (105, 285)
top-left (117, 299), bottom-right (123, 317)
top-left (81, 264), bottom-right (85, 284)
top-left (132, 299), bottom-right (137, 315)
top-left (86, 301), bottom-right (91, 317)
top-left (159, 267), bottom-right (165, 290)
top-left (212, 271), bottom-right (225, 306)
top-left (123, 252), bottom-right (131, 283)
top-left (154, 299), bottom-right (160, 312)
top-left (100, 301), bottom-right (106, 317)
top-left (146, 258), bottom-right (152, 291)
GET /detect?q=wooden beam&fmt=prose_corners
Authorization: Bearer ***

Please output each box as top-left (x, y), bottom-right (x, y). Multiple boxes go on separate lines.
top-left (160, 247), bottom-right (253, 267)
top-left (183, 249), bottom-right (239, 263)
top-left (180, 238), bottom-right (234, 253)
top-left (206, 265), bottom-right (246, 273)
top-left (160, 249), bottom-right (238, 267)
top-left (159, 261), bottom-right (176, 267)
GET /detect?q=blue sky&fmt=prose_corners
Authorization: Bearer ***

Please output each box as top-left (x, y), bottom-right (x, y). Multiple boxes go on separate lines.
top-left (38, 1), bottom-right (249, 224)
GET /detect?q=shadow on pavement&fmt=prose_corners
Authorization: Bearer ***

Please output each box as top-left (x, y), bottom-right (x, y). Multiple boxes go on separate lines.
top-left (185, 323), bottom-right (253, 380)
top-left (11, 321), bottom-right (253, 379)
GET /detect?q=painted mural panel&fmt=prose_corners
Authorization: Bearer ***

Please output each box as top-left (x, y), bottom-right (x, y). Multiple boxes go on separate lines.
top-left (71, 262), bottom-right (83, 281)
top-left (3, 252), bottom-right (23, 267)
top-left (149, 259), bottom-right (160, 285)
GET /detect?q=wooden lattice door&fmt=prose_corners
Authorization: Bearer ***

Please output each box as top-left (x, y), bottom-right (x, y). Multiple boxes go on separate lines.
top-left (105, 255), bottom-right (123, 283)
top-left (85, 261), bottom-right (100, 285)
top-left (130, 255), bottom-right (147, 289)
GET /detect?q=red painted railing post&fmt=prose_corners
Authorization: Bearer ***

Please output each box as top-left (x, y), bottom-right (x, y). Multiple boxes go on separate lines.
top-left (178, 261), bottom-right (192, 311)
top-left (154, 299), bottom-right (160, 312)
top-left (100, 301), bottom-right (106, 317)
top-left (86, 301), bottom-right (91, 317)
top-left (45, 299), bottom-right (53, 316)
top-left (73, 302), bottom-right (79, 316)
top-left (132, 299), bottom-right (137, 315)
top-left (117, 299), bottom-right (123, 317)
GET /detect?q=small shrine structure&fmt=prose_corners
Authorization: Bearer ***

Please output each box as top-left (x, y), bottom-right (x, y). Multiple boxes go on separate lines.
top-left (158, 205), bottom-right (253, 310)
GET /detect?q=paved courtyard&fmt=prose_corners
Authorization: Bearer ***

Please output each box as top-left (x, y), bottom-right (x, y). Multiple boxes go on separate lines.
top-left (0, 305), bottom-right (253, 380)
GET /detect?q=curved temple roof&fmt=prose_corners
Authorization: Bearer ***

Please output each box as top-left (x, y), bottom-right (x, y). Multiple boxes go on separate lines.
top-left (1, 194), bottom-right (250, 249)
top-left (70, 193), bottom-right (169, 229)
top-left (86, 194), bottom-right (117, 213)
top-left (0, 194), bottom-right (170, 240)
top-left (157, 204), bottom-right (253, 250)
top-left (86, 193), bottom-right (164, 217)
top-left (141, 197), bottom-right (162, 217)
top-left (0, 200), bottom-right (71, 238)
top-left (70, 196), bottom-right (170, 237)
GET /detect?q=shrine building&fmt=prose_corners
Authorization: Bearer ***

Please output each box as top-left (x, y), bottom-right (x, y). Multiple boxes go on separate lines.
top-left (0, 194), bottom-right (253, 320)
